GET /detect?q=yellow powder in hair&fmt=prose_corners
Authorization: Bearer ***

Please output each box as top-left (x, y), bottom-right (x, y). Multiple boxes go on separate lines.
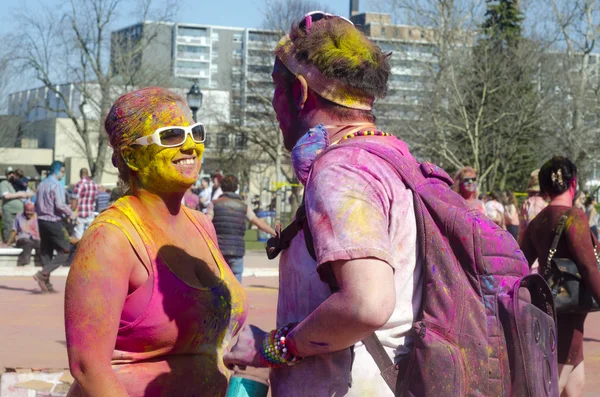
top-left (309, 27), bottom-right (377, 70)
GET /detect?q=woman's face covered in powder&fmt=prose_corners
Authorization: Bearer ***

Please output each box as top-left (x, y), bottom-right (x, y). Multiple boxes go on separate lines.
top-left (123, 101), bottom-right (203, 194)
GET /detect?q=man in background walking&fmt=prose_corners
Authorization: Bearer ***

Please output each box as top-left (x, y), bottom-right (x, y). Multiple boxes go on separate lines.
top-left (71, 168), bottom-right (98, 239)
top-left (34, 161), bottom-right (77, 293)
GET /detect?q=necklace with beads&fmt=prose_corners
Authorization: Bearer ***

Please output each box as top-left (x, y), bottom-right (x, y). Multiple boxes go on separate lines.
top-left (341, 130), bottom-right (391, 140)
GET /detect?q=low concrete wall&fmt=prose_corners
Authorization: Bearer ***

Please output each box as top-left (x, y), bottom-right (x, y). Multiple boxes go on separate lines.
top-left (0, 248), bottom-right (40, 267)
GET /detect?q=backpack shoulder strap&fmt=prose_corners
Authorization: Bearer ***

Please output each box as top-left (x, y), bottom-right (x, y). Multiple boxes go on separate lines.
top-left (547, 214), bottom-right (568, 267)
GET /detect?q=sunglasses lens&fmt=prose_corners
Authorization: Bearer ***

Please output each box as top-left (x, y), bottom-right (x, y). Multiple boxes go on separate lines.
top-left (159, 128), bottom-right (186, 146)
top-left (191, 124), bottom-right (205, 142)
top-left (462, 178), bottom-right (476, 184)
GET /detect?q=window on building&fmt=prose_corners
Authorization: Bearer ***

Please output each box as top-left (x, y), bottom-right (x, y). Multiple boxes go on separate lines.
top-left (234, 133), bottom-right (248, 150)
top-left (179, 27), bottom-right (208, 37)
top-left (233, 33), bottom-right (243, 42)
top-left (217, 134), bottom-right (229, 149)
top-left (177, 60), bottom-right (208, 70)
top-left (211, 31), bottom-right (219, 41)
top-left (21, 138), bottom-right (38, 148)
top-left (204, 134), bottom-right (213, 148)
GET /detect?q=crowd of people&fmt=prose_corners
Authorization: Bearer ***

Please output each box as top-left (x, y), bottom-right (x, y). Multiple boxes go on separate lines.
top-left (3, 9), bottom-right (600, 397)
top-left (0, 165), bottom-right (117, 274)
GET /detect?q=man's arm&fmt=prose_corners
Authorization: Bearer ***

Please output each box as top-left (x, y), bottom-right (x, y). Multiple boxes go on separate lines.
top-left (54, 185), bottom-right (76, 219)
top-left (287, 258), bottom-right (396, 356)
top-left (247, 208), bottom-right (275, 236)
top-left (71, 182), bottom-right (80, 211)
top-left (2, 191), bottom-right (31, 200)
top-left (5, 230), bottom-right (17, 246)
top-left (206, 202), bottom-right (214, 221)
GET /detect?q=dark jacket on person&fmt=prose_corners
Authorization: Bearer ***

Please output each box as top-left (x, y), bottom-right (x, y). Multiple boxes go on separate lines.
top-left (212, 192), bottom-right (247, 258)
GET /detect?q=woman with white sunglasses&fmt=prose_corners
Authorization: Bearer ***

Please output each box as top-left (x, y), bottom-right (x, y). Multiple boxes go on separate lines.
top-left (65, 87), bottom-right (248, 397)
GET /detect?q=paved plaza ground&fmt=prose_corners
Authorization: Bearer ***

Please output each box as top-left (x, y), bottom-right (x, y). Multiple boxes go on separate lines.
top-left (1, 251), bottom-right (600, 395)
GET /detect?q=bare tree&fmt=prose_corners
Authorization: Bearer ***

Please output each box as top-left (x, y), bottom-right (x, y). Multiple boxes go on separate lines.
top-left (373, 0), bottom-right (553, 191)
top-left (541, 0), bottom-right (600, 186)
top-left (7, 0), bottom-right (176, 182)
top-left (223, 0), bottom-right (331, 221)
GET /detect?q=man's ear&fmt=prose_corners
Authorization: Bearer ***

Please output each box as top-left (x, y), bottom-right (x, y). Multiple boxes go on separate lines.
top-left (121, 147), bottom-right (140, 172)
top-left (293, 75), bottom-right (309, 111)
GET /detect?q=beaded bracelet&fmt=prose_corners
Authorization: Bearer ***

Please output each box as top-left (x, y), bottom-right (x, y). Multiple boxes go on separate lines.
top-left (261, 323), bottom-right (302, 367)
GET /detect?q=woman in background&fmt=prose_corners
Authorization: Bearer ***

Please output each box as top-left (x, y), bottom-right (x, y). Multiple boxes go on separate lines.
top-left (504, 190), bottom-right (519, 240)
top-left (521, 156), bottom-right (600, 397)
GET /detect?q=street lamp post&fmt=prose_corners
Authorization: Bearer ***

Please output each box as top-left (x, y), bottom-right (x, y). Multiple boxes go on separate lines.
top-left (186, 82), bottom-right (203, 122)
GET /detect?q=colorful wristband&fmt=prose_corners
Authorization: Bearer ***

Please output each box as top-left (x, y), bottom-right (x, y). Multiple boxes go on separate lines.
top-left (261, 323), bottom-right (302, 368)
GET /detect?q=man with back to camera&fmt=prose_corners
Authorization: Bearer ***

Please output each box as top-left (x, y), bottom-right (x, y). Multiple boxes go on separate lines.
top-left (207, 174), bottom-right (276, 283)
top-left (224, 12), bottom-right (421, 396)
top-left (71, 168), bottom-right (98, 239)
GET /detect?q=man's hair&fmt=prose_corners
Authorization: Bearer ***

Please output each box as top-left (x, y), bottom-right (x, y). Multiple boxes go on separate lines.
top-left (289, 18), bottom-right (390, 99)
top-left (80, 168), bottom-right (89, 178)
top-left (50, 161), bottom-right (65, 176)
top-left (202, 177), bottom-right (210, 184)
top-left (280, 17), bottom-right (391, 121)
top-left (221, 174), bottom-right (239, 193)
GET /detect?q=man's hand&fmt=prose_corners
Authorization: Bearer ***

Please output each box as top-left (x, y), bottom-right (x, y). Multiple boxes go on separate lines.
top-left (223, 325), bottom-right (270, 370)
top-left (19, 191), bottom-right (33, 199)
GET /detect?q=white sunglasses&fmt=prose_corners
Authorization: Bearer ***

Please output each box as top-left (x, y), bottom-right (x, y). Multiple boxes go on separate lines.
top-left (300, 11), bottom-right (354, 34)
top-left (133, 123), bottom-right (206, 148)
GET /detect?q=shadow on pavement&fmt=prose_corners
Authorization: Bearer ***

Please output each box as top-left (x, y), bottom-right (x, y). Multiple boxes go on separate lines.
top-left (0, 284), bottom-right (45, 294)
top-left (246, 284), bottom-right (279, 291)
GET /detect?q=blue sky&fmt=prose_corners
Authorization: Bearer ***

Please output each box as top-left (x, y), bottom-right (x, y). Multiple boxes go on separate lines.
top-left (1, 0), bottom-right (376, 34)
top-left (176, 0), bottom-right (375, 28)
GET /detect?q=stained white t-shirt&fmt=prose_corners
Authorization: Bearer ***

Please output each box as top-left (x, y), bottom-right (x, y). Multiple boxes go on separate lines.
top-left (270, 138), bottom-right (422, 396)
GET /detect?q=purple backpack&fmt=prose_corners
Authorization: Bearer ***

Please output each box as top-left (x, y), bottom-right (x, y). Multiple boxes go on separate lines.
top-left (296, 139), bottom-right (559, 396)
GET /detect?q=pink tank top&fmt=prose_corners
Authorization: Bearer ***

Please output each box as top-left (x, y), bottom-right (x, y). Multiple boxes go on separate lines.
top-left (84, 196), bottom-right (247, 397)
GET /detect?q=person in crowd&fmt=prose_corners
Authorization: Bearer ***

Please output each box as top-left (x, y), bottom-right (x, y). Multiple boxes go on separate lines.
top-left (207, 174), bottom-right (275, 283)
top-left (71, 168), bottom-right (99, 240)
top-left (211, 172), bottom-right (223, 200)
top-left (183, 185), bottom-right (200, 210)
top-left (33, 161), bottom-right (77, 293)
top-left (504, 190), bottom-right (520, 240)
top-left (64, 87), bottom-right (247, 397)
top-left (518, 169), bottom-right (547, 245)
top-left (11, 168), bottom-right (29, 193)
top-left (1, 167), bottom-right (33, 243)
top-left (109, 183), bottom-right (123, 205)
top-left (4, 202), bottom-right (40, 266)
top-left (224, 12), bottom-right (422, 396)
top-left (453, 166), bottom-right (486, 214)
top-left (574, 190), bottom-right (586, 212)
top-left (198, 176), bottom-right (212, 213)
top-left (586, 195), bottom-right (599, 239)
top-left (520, 156), bottom-right (600, 396)
top-left (95, 185), bottom-right (111, 213)
top-left (485, 190), bottom-right (506, 229)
